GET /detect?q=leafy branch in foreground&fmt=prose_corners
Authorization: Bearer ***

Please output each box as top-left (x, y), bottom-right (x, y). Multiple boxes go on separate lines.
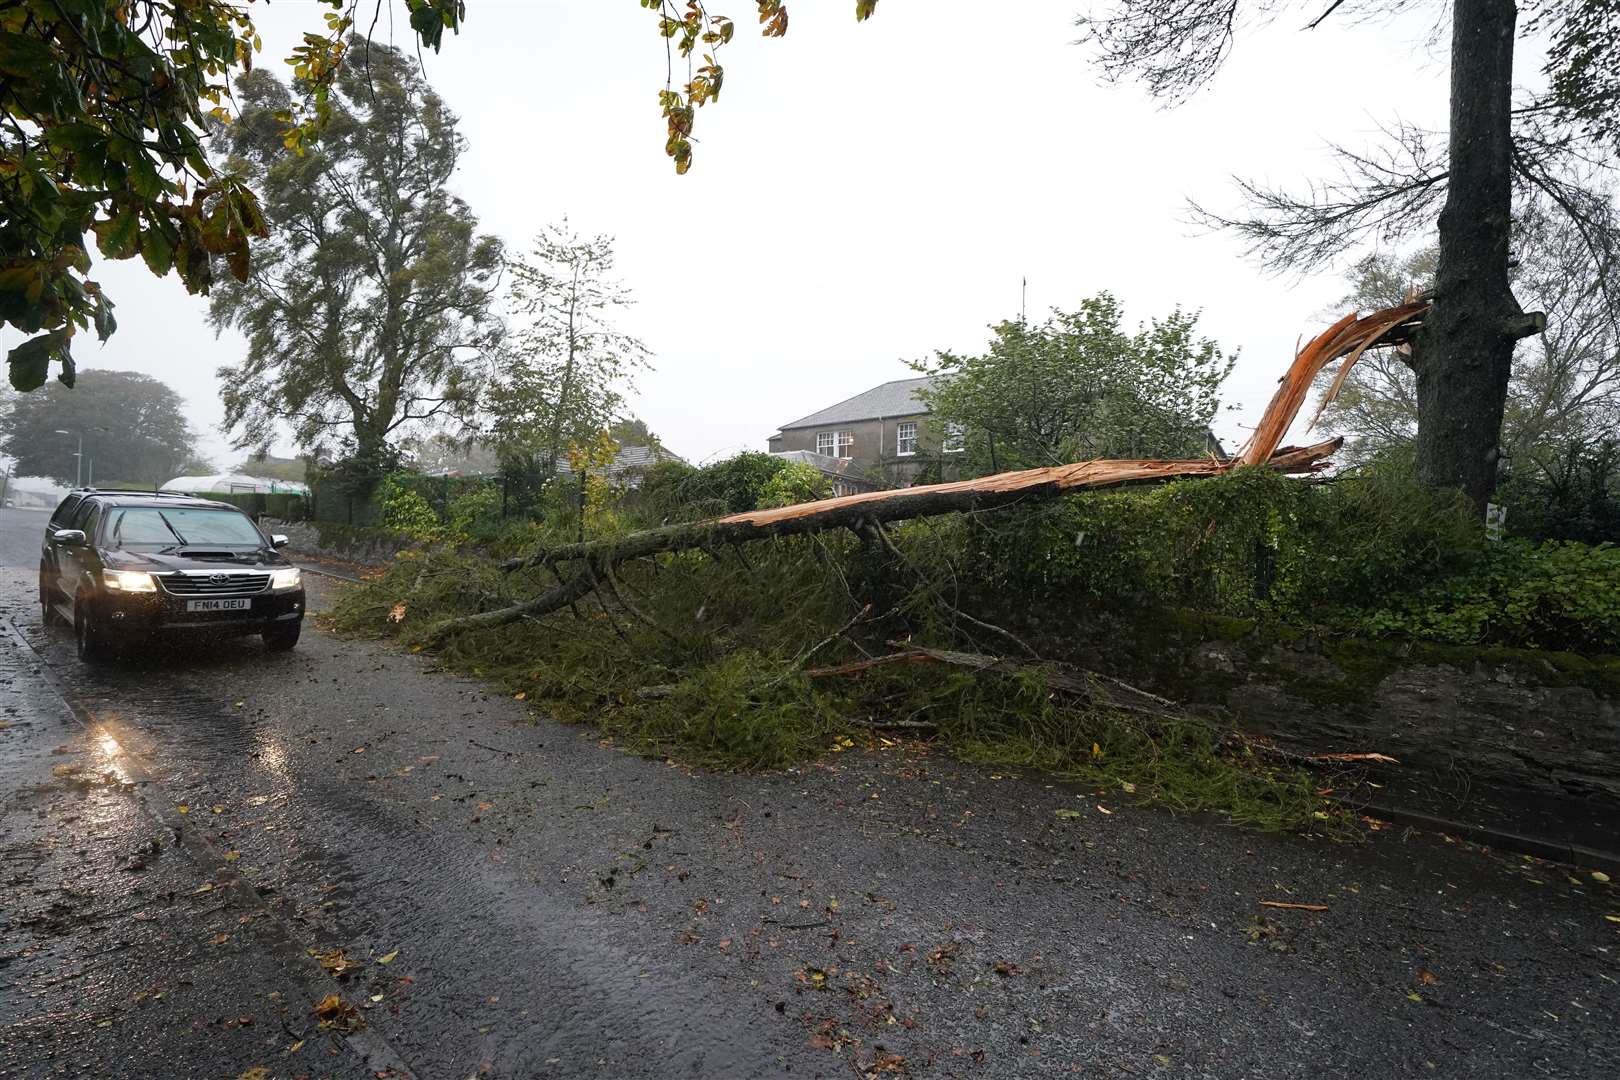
top-left (0, 0), bottom-right (267, 390)
top-left (2, 0), bottom-right (880, 390)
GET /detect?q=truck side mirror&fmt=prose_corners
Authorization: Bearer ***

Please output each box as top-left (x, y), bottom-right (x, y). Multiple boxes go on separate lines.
top-left (270, 534), bottom-right (290, 549)
top-left (52, 529), bottom-right (86, 545)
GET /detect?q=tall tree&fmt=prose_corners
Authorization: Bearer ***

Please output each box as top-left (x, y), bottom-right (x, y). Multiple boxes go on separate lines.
top-left (483, 223), bottom-right (650, 479)
top-left (3, 2), bottom-right (883, 391)
top-left (1079, 0), bottom-right (1617, 509)
top-left (0, 370), bottom-right (197, 485)
top-left (208, 40), bottom-right (502, 489)
top-left (915, 295), bottom-right (1235, 474)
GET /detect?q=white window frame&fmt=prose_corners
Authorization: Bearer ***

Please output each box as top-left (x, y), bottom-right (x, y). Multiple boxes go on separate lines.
top-left (815, 431), bottom-right (856, 458)
top-left (895, 421), bottom-right (918, 457)
top-left (942, 422), bottom-right (966, 453)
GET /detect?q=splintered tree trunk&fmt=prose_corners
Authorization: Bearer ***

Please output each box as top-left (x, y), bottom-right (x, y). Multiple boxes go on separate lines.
top-left (425, 304), bottom-right (1429, 644)
top-left (1414, 0), bottom-right (1533, 511)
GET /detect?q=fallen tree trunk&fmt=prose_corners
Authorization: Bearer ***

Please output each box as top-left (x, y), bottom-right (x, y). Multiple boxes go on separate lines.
top-left (422, 303), bottom-right (1430, 642)
top-left (501, 437), bottom-right (1341, 575)
top-left (425, 439), bottom-right (1340, 641)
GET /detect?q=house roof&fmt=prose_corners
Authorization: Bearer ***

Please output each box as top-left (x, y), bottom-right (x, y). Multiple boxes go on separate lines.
top-left (771, 449), bottom-right (869, 479)
top-left (771, 451), bottom-right (883, 493)
top-left (777, 376), bottom-right (939, 432)
top-left (556, 444), bottom-right (684, 479)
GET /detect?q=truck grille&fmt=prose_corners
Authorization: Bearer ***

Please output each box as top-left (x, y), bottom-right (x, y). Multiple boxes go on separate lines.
top-left (158, 572), bottom-right (271, 596)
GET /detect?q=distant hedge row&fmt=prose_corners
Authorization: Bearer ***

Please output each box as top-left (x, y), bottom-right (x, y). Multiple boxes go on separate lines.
top-left (199, 491), bottom-right (309, 522)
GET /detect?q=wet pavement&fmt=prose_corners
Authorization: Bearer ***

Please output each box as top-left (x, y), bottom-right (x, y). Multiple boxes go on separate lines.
top-left (1, 507), bottom-right (1618, 1079)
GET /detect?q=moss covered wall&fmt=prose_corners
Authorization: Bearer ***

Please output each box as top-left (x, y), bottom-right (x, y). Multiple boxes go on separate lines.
top-left (1020, 603), bottom-right (1620, 805)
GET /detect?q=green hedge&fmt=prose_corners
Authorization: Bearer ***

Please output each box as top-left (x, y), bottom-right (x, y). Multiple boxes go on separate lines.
top-left (200, 491), bottom-right (309, 522)
top-left (963, 464), bottom-right (1481, 619)
top-left (922, 462), bottom-right (1616, 654)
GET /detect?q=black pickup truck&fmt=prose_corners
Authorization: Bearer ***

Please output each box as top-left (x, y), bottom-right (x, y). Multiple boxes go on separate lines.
top-left (39, 489), bottom-right (306, 662)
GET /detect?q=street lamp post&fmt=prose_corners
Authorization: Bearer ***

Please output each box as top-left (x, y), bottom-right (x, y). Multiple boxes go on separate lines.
top-left (53, 429), bottom-right (83, 487)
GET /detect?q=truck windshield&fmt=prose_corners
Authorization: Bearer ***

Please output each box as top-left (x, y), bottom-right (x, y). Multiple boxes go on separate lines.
top-left (107, 507), bottom-right (264, 549)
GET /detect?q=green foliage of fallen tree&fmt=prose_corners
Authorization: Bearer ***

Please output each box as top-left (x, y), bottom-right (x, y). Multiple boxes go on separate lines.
top-left (325, 462), bottom-right (1620, 834)
top-left (326, 496), bottom-right (1355, 833)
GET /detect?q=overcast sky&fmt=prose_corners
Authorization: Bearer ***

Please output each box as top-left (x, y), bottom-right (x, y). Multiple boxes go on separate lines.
top-left (6, 1), bottom-right (1458, 471)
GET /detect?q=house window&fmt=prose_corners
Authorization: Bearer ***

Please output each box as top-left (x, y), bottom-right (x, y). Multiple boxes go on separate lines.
top-left (895, 421), bottom-right (918, 457)
top-left (943, 422), bottom-right (966, 453)
top-left (817, 431), bottom-right (855, 458)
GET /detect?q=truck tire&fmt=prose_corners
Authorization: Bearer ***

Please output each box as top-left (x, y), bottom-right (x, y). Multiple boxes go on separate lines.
top-left (75, 603), bottom-right (114, 664)
top-left (263, 622), bottom-right (301, 652)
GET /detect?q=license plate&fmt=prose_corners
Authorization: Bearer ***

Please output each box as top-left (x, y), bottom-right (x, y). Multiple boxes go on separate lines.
top-left (186, 598), bottom-right (252, 613)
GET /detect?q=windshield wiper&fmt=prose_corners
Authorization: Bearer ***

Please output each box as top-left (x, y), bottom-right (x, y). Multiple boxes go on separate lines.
top-left (155, 511), bottom-right (189, 546)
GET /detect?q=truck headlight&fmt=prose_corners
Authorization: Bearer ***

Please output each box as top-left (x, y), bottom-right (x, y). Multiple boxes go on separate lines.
top-left (270, 567), bottom-right (302, 592)
top-left (103, 570), bottom-right (157, 593)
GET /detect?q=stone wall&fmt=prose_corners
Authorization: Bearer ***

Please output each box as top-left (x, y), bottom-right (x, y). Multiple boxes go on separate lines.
top-left (266, 519), bottom-right (419, 566)
top-left (1030, 605), bottom-right (1620, 807)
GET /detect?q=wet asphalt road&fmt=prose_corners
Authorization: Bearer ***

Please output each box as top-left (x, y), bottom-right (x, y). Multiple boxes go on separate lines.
top-left (1, 507), bottom-right (1618, 1079)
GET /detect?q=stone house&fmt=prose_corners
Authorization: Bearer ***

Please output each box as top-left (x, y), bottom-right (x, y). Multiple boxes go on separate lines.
top-left (767, 376), bottom-right (963, 489)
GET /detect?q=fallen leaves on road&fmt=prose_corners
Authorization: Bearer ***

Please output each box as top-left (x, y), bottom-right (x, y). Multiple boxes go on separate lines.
top-left (314, 993), bottom-right (364, 1032)
top-left (236, 1069), bottom-right (271, 1080)
top-left (310, 947), bottom-right (356, 977)
top-left (376, 949), bottom-right (400, 965)
top-left (1259, 901), bottom-right (1328, 912)
top-left (1053, 809), bottom-right (1081, 820)
top-left (1592, 871), bottom-right (1610, 883)
top-left (1309, 752), bottom-right (1400, 764)
top-left (208, 933), bottom-right (229, 946)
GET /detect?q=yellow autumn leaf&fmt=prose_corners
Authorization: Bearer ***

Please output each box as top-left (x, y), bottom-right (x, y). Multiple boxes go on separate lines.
top-left (376, 949), bottom-right (399, 964)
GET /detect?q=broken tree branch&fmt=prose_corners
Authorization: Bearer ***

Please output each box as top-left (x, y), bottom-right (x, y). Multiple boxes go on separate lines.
top-left (419, 441), bottom-right (1341, 642)
top-left (502, 439), bottom-right (1343, 575)
top-left (423, 303), bottom-right (1433, 644)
